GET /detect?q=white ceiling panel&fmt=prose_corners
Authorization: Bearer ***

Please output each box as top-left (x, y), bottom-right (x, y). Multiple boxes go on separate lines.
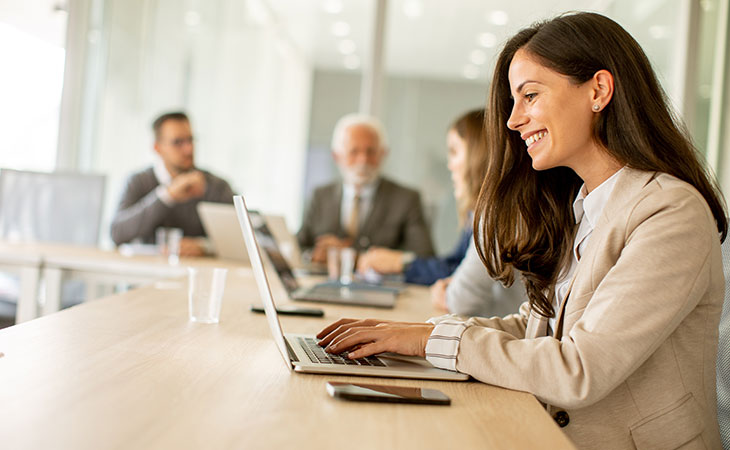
top-left (265, 0), bottom-right (616, 81)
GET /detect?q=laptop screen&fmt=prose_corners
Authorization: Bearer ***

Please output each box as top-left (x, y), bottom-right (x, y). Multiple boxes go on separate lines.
top-left (248, 211), bottom-right (300, 293)
top-left (233, 195), bottom-right (292, 369)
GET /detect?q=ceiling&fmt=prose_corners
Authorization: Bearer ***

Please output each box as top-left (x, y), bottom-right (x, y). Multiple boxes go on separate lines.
top-left (264, 0), bottom-right (621, 81)
top-left (0, 0), bottom-right (687, 84)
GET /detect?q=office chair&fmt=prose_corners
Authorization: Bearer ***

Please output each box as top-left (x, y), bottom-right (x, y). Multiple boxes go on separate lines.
top-left (0, 169), bottom-right (106, 324)
top-left (718, 237), bottom-right (730, 448)
top-left (0, 169), bottom-right (105, 245)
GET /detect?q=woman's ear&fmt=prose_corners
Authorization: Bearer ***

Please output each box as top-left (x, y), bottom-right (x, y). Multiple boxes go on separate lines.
top-left (590, 69), bottom-right (614, 112)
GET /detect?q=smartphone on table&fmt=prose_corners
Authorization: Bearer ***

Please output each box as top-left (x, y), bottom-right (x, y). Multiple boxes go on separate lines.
top-left (250, 304), bottom-right (324, 317)
top-left (326, 381), bottom-right (451, 405)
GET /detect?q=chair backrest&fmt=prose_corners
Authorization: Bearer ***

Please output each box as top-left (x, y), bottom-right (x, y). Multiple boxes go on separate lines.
top-left (0, 169), bottom-right (106, 246)
top-left (718, 237), bottom-right (730, 448)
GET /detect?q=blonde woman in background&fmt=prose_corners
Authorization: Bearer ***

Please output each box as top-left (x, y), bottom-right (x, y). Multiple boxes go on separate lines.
top-left (357, 109), bottom-right (488, 285)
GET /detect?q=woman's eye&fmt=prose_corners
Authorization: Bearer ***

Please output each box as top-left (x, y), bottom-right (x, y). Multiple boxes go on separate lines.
top-left (525, 93), bottom-right (537, 101)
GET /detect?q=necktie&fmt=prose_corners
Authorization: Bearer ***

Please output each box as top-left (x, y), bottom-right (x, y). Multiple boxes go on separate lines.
top-left (346, 194), bottom-right (361, 239)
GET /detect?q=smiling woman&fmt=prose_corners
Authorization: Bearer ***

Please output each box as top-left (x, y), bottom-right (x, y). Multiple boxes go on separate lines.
top-left (318, 11), bottom-right (727, 450)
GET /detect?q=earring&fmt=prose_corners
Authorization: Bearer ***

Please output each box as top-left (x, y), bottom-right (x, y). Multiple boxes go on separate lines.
top-left (592, 104), bottom-right (601, 111)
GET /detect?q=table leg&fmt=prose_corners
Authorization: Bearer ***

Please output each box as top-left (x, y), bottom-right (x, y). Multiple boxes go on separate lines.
top-left (15, 266), bottom-right (40, 323)
top-left (41, 267), bottom-right (63, 316)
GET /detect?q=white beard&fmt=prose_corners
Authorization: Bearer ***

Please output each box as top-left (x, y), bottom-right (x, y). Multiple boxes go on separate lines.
top-left (341, 164), bottom-right (379, 186)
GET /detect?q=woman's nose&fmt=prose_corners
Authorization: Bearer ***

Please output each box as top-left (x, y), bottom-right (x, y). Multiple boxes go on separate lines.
top-left (507, 104), bottom-right (526, 131)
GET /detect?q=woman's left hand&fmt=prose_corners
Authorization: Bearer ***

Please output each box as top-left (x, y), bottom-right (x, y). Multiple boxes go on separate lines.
top-left (316, 318), bottom-right (435, 359)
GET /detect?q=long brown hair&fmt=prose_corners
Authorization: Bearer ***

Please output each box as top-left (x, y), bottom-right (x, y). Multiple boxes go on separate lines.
top-left (450, 109), bottom-right (488, 225)
top-left (474, 12), bottom-right (728, 319)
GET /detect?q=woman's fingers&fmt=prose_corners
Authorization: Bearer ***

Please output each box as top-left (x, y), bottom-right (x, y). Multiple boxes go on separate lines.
top-left (321, 322), bottom-right (434, 358)
top-left (316, 318), bottom-right (392, 343)
top-left (317, 319), bottom-right (373, 346)
top-left (316, 318), bottom-right (358, 340)
top-left (347, 341), bottom-right (387, 359)
top-left (325, 327), bottom-right (377, 354)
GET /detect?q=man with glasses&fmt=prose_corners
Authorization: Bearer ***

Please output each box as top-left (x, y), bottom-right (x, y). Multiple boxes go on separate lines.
top-left (111, 111), bottom-right (234, 256)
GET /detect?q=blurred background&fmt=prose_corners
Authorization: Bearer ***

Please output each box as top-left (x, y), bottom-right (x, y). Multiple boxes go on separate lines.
top-left (0, 0), bottom-right (728, 254)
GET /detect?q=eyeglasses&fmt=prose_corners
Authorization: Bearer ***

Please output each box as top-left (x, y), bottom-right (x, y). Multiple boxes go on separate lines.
top-left (165, 136), bottom-right (194, 147)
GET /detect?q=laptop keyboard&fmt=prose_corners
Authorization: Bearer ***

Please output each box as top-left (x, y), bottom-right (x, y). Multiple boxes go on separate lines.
top-left (297, 337), bottom-right (385, 367)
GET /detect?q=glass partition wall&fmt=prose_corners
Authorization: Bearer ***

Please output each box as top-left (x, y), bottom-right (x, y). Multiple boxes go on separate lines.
top-left (0, 0), bottom-right (67, 172)
top-left (17, 0), bottom-right (730, 250)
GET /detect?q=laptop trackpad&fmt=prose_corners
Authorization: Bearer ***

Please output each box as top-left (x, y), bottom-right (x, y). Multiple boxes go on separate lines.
top-left (377, 353), bottom-right (434, 368)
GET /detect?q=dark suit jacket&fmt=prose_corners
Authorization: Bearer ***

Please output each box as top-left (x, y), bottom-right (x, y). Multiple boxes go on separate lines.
top-left (297, 177), bottom-right (435, 257)
top-left (110, 167), bottom-right (234, 245)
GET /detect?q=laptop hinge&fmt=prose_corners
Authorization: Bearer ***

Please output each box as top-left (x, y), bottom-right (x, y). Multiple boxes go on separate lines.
top-left (284, 337), bottom-right (299, 363)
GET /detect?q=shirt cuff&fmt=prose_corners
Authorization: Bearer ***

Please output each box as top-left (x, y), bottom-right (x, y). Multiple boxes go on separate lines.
top-left (427, 313), bottom-right (461, 325)
top-left (425, 320), bottom-right (468, 371)
top-left (401, 251), bottom-right (417, 268)
top-left (155, 185), bottom-right (175, 206)
top-left (198, 237), bottom-right (214, 255)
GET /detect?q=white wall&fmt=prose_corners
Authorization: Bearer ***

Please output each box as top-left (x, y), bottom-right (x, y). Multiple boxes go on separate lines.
top-left (75, 0), bottom-right (313, 247)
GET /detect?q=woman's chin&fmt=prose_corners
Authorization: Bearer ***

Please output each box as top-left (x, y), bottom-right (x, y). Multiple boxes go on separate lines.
top-left (529, 156), bottom-right (550, 171)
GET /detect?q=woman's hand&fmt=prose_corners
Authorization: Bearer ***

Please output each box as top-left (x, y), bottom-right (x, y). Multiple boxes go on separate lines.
top-left (430, 277), bottom-right (452, 312)
top-left (316, 318), bottom-right (434, 359)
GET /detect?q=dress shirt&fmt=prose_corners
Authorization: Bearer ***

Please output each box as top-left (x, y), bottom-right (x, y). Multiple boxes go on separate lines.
top-left (425, 168), bottom-right (624, 371)
top-left (153, 157), bottom-right (175, 206)
top-left (549, 167), bottom-right (623, 333)
top-left (340, 178), bottom-right (379, 232)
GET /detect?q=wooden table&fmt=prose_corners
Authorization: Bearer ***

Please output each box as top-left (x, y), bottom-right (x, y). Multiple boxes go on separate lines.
top-left (0, 271), bottom-right (575, 449)
top-left (40, 244), bottom-right (246, 316)
top-left (0, 241), bottom-right (247, 323)
top-left (0, 242), bottom-right (43, 323)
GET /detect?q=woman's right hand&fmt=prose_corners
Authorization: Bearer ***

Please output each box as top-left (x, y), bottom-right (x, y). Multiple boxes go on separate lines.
top-left (316, 318), bottom-right (392, 347)
top-left (316, 317), bottom-right (433, 359)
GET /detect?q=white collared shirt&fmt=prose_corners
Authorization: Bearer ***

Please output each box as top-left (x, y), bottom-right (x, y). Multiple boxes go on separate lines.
top-left (425, 167), bottom-right (624, 371)
top-left (340, 178), bottom-right (379, 232)
top-left (153, 156), bottom-right (175, 206)
top-left (549, 167), bottom-right (624, 334)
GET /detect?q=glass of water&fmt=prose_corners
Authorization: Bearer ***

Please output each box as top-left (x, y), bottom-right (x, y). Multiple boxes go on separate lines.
top-left (187, 267), bottom-right (227, 323)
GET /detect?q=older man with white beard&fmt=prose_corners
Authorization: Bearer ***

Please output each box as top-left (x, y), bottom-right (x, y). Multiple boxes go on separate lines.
top-left (297, 114), bottom-right (435, 264)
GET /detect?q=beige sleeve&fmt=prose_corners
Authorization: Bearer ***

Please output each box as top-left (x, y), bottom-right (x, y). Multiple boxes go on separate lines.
top-left (429, 301), bottom-right (530, 338)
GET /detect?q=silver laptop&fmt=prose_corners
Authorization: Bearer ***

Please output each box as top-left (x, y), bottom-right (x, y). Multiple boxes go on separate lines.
top-left (234, 195), bottom-right (469, 381)
top-left (246, 209), bottom-right (398, 309)
top-left (262, 213), bottom-right (305, 269)
top-left (197, 202), bottom-right (250, 263)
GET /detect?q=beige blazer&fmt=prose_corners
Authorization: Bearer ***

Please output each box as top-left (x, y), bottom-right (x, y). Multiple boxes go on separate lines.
top-left (453, 169), bottom-right (723, 449)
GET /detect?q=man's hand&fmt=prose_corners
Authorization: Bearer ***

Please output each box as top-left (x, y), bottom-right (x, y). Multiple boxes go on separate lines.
top-left (179, 237), bottom-right (205, 257)
top-left (311, 234), bottom-right (353, 263)
top-left (430, 277), bottom-right (452, 312)
top-left (357, 247), bottom-right (404, 274)
top-left (167, 171), bottom-right (206, 202)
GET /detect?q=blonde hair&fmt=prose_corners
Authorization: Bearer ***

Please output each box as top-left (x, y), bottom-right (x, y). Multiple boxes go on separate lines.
top-left (450, 108), bottom-right (488, 225)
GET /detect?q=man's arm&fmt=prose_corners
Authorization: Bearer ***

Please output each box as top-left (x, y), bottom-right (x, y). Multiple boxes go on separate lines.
top-left (205, 173), bottom-right (235, 204)
top-left (110, 175), bottom-right (171, 245)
